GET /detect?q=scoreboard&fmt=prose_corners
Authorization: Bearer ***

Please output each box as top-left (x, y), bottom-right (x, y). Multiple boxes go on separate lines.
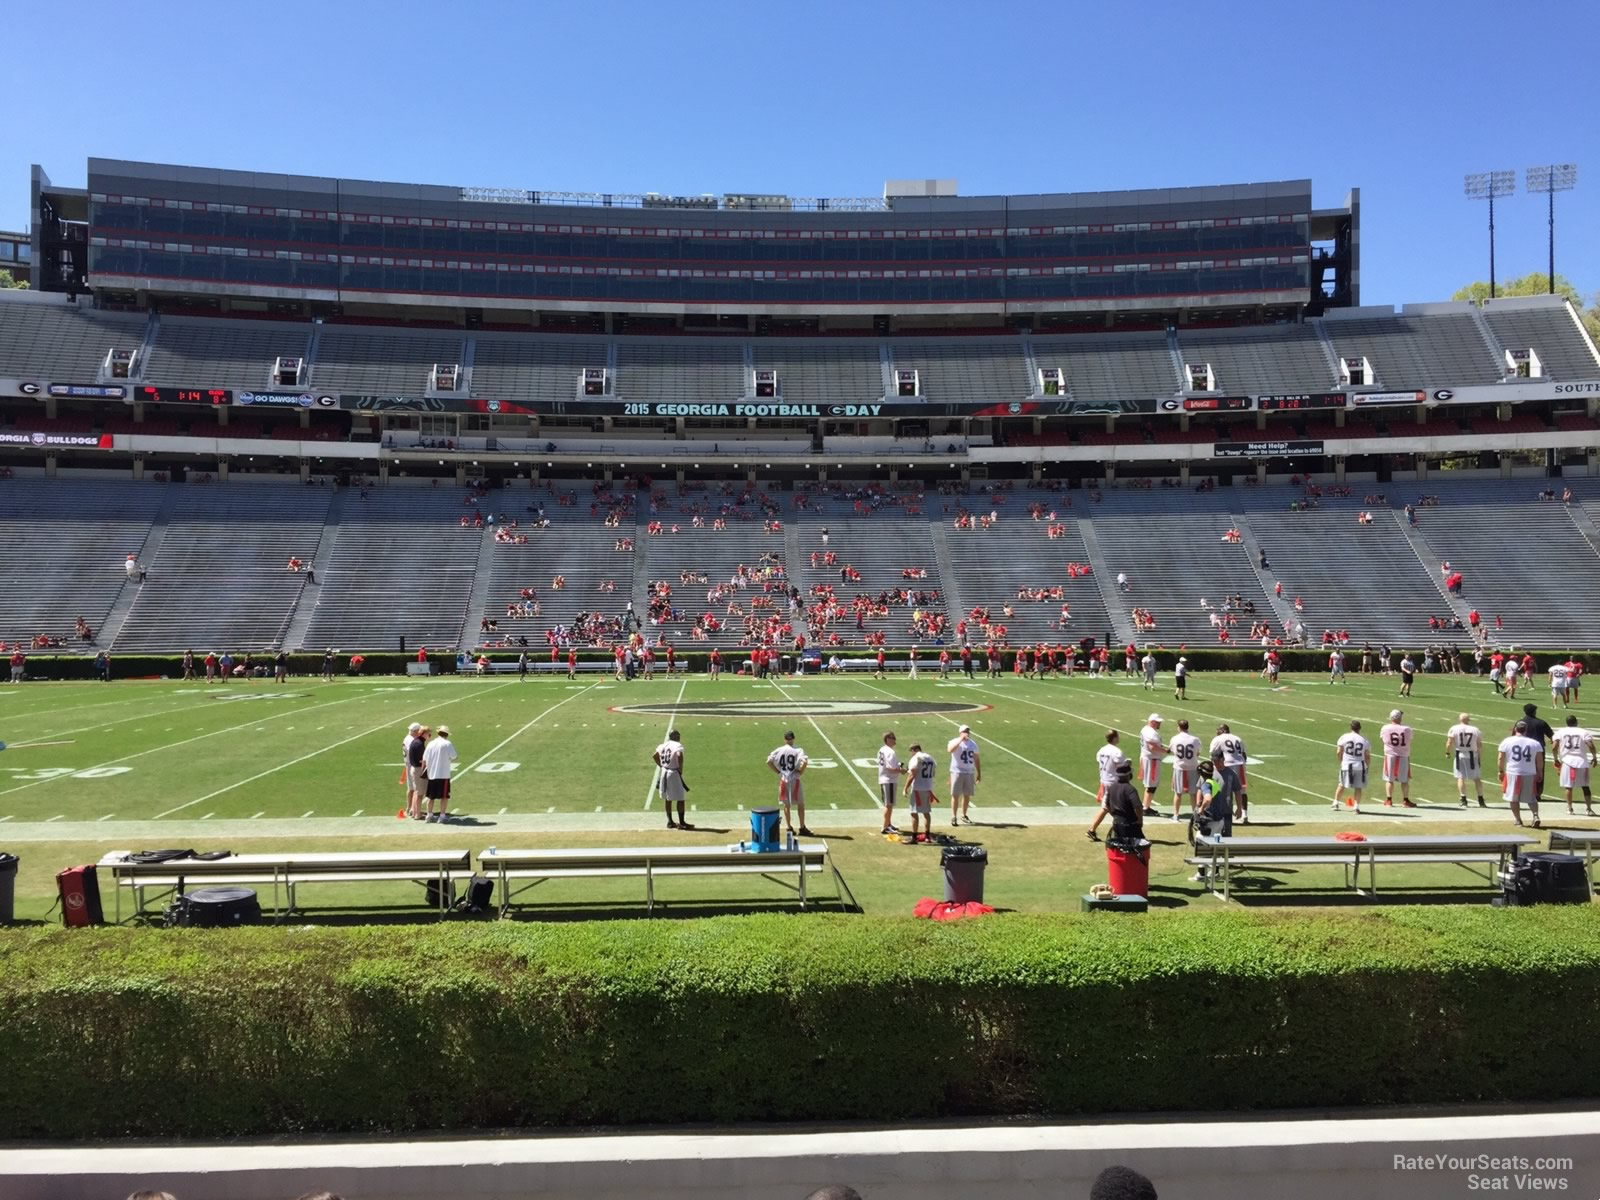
top-left (1257, 393), bottom-right (1348, 411)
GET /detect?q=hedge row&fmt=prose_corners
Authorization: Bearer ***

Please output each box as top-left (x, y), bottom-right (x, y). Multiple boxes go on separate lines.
top-left (2, 908), bottom-right (1599, 1138)
top-left (23, 647), bottom-right (1600, 680)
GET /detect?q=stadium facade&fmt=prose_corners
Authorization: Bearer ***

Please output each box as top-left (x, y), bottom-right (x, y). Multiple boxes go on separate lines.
top-left (1, 155), bottom-right (1595, 490)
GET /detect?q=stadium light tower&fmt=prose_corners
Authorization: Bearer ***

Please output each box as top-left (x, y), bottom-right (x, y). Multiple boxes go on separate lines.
top-left (1463, 170), bottom-right (1516, 298)
top-left (1525, 163), bottom-right (1578, 295)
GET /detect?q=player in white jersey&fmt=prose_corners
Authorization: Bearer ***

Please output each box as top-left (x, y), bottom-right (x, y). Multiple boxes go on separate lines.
top-left (1549, 662), bottom-right (1571, 708)
top-left (1208, 724), bottom-right (1249, 822)
top-left (1443, 713), bottom-right (1486, 808)
top-left (1332, 719), bottom-right (1371, 810)
top-left (1553, 715), bottom-right (1597, 816)
top-left (1497, 720), bottom-right (1543, 827)
top-left (1137, 714), bottom-right (1168, 814)
top-left (1167, 718), bottom-right (1201, 821)
top-left (1141, 652), bottom-right (1157, 690)
top-left (653, 728), bottom-right (691, 830)
top-left (1086, 729), bottom-right (1128, 841)
top-left (875, 730), bottom-right (905, 835)
top-left (1378, 709), bottom-right (1415, 807)
top-left (766, 731), bottom-right (811, 837)
top-left (946, 724), bottom-right (980, 826)
top-left (902, 742), bottom-right (939, 841)
top-left (1503, 656), bottom-right (1520, 699)
top-left (1328, 648), bottom-right (1346, 684)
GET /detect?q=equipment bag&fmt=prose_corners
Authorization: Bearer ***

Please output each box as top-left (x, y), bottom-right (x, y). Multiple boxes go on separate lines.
top-left (56, 865), bottom-right (104, 927)
top-left (454, 875), bottom-right (494, 914)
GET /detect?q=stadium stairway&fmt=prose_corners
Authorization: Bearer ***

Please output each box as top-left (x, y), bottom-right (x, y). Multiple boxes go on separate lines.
top-left (96, 504), bottom-right (173, 649)
top-left (1389, 510), bottom-right (1477, 631)
top-left (1230, 512), bottom-right (1300, 634)
top-left (463, 524), bottom-right (501, 647)
top-left (1074, 520), bottom-right (1135, 645)
top-left (279, 491), bottom-right (344, 653)
top-left (929, 524), bottom-right (967, 628)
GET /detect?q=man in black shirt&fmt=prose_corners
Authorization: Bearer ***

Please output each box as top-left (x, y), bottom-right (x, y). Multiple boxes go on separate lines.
top-left (1522, 702), bottom-right (1555, 802)
top-left (1103, 760), bottom-right (1144, 842)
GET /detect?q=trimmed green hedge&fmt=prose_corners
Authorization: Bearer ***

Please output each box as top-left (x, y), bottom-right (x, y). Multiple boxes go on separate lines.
top-left (2, 908), bottom-right (1599, 1137)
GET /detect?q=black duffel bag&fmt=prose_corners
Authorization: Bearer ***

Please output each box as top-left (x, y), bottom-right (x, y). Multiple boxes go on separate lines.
top-left (165, 887), bottom-right (262, 928)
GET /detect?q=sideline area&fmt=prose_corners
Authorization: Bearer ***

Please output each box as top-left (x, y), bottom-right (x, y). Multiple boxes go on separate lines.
top-left (6, 1107), bottom-right (1598, 1200)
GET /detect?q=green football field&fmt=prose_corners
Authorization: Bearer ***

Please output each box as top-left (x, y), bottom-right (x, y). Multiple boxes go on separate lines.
top-left (1, 667), bottom-right (1594, 921)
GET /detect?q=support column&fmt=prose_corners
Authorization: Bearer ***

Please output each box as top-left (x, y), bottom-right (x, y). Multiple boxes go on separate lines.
top-left (1179, 463), bottom-right (1190, 485)
top-left (45, 454), bottom-right (58, 478)
top-left (132, 402), bottom-right (144, 425)
top-left (1104, 463), bottom-right (1116, 485)
top-left (455, 464), bottom-right (467, 487)
top-left (1416, 459), bottom-right (1429, 481)
top-left (379, 462), bottom-right (390, 484)
top-left (676, 417), bottom-right (686, 440)
top-left (1256, 410), bottom-right (1267, 431)
top-left (1255, 462), bottom-right (1267, 486)
top-left (1333, 456), bottom-right (1346, 484)
top-left (1104, 415), bottom-right (1115, 436)
top-left (217, 406), bottom-right (229, 427)
top-left (299, 409), bottom-right (310, 429)
top-left (132, 457), bottom-right (144, 481)
top-left (45, 398), bottom-right (58, 420)
top-left (217, 460), bottom-right (229, 482)
top-left (1500, 458), bottom-right (1514, 479)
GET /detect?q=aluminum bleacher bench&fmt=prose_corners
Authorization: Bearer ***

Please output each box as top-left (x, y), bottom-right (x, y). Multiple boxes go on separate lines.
top-left (479, 843), bottom-right (855, 916)
top-left (99, 850), bottom-right (472, 921)
top-left (1187, 833), bottom-right (1534, 902)
top-left (1546, 829), bottom-right (1600, 899)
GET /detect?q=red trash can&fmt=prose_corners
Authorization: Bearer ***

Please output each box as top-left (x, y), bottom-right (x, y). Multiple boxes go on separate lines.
top-left (1105, 840), bottom-right (1151, 898)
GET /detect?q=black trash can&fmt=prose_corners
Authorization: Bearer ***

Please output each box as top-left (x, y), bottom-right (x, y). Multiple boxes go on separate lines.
top-left (166, 887), bottom-right (262, 928)
top-left (941, 844), bottom-right (988, 904)
top-left (0, 852), bottom-right (16, 925)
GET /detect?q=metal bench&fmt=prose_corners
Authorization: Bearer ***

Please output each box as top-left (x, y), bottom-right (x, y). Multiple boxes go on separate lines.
top-left (98, 850), bottom-right (473, 921)
top-left (1187, 834), bottom-right (1534, 901)
top-left (479, 843), bottom-right (855, 916)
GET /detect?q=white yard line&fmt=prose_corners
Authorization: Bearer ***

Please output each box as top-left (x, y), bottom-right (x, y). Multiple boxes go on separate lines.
top-left (0, 690), bottom-right (381, 800)
top-left (459, 681), bottom-right (601, 773)
top-left (972, 684), bottom-right (1337, 803)
top-left (642, 676), bottom-right (689, 811)
top-left (854, 678), bottom-right (1096, 798)
top-left (767, 678), bottom-right (881, 807)
top-left (152, 709), bottom-right (439, 819)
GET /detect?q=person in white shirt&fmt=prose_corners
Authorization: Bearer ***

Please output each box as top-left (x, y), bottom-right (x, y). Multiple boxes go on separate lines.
top-left (1141, 652), bottom-right (1157, 690)
top-left (653, 728), bottom-right (690, 830)
top-left (875, 731), bottom-right (905, 835)
top-left (766, 731), bottom-right (811, 837)
top-left (1173, 656), bottom-right (1188, 701)
top-left (1497, 720), bottom-right (1544, 827)
top-left (1328, 648), bottom-right (1346, 684)
top-left (1137, 714), bottom-right (1168, 815)
top-left (1167, 718), bottom-right (1201, 821)
top-left (902, 742), bottom-right (938, 842)
top-left (1504, 655), bottom-right (1520, 699)
top-left (1208, 724), bottom-right (1249, 822)
top-left (1332, 719), bottom-right (1371, 811)
top-left (1553, 715), bottom-right (1597, 816)
top-left (401, 721), bottom-right (423, 820)
top-left (1378, 709), bottom-right (1415, 807)
top-left (1444, 713), bottom-right (1486, 809)
top-left (1549, 662), bottom-right (1571, 708)
top-left (946, 724), bottom-right (980, 826)
top-left (421, 726), bottom-right (459, 822)
top-left (1086, 729), bottom-right (1129, 842)
top-left (827, 654), bottom-right (842, 674)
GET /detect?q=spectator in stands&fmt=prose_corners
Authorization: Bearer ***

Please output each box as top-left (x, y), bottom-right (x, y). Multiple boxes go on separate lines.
top-left (125, 553), bottom-right (146, 584)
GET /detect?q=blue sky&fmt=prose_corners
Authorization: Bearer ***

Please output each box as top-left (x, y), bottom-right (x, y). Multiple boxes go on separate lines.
top-left (3, 0), bottom-right (1595, 306)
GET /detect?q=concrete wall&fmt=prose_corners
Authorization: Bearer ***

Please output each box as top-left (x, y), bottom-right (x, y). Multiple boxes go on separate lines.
top-left (6, 1107), bottom-right (1598, 1200)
